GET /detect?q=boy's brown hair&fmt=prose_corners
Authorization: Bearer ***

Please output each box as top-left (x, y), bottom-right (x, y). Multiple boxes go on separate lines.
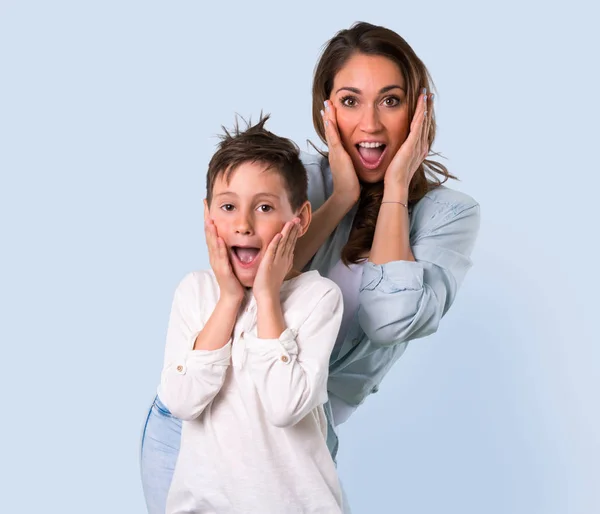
top-left (206, 114), bottom-right (308, 211)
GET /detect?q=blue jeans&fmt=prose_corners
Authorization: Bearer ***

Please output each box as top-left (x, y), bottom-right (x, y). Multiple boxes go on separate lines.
top-left (140, 395), bottom-right (182, 514)
top-left (140, 395), bottom-right (352, 513)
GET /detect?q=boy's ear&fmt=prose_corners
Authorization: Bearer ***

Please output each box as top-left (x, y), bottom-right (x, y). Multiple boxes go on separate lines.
top-left (295, 200), bottom-right (312, 238)
top-left (203, 198), bottom-right (209, 220)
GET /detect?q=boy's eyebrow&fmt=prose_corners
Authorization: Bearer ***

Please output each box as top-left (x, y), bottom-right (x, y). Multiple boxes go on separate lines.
top-left (213, 192), bottom-right (281, 200)
top-left (253, 192), bottom-right (280, 199)
top-left (335, 85), bottom-right (405, 95)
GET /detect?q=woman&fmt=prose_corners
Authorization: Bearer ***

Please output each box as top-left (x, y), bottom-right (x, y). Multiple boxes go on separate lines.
top-left (141, 21), bottom-right (480, 513)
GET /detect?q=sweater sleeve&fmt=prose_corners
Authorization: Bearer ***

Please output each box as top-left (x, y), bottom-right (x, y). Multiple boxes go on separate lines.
top-left (159, 273), bottom-right (231, 421)
top-left (358, 202), bottom-right (480, 346)
top-left (242, 285), bottom-right (343, 428)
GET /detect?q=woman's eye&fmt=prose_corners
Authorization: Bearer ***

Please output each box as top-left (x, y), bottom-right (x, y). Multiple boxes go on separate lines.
top-left (221, 204), bottom-right (235, 212)
top-left (383, 96), bottom-right (400, 107)
top-left (258, 205), bottom-right (273, 213)
top-left (340, 96), bottom-right (357, 107)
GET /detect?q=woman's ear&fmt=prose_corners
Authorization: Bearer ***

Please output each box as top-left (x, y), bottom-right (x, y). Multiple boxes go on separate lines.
top-left (295, 200), bottom-right (312, 237)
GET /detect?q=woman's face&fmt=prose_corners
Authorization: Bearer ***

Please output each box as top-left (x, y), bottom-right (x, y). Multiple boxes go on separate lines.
top-left (329, 53), bottom-right (410, 183)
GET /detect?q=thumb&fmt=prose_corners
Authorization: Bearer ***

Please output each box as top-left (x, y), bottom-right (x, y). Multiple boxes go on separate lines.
top-left (322, 101), bottom-right (343, 149)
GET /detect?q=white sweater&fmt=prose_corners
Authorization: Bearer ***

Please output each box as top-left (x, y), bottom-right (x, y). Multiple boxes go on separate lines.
top-left (160, 270), bottom-right (344, 514)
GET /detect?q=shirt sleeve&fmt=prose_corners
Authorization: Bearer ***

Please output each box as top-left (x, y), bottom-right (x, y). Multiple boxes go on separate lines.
top-left (159, 273), bottom-right (231, 421)
top-left (358, 202), bottom-right (480, 346)
top-left (241, 285), bottom-right (343, 428)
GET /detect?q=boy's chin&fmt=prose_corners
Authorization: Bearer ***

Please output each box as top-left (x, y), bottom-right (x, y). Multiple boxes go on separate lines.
top-left (233, 270), bottom-right (255, 289)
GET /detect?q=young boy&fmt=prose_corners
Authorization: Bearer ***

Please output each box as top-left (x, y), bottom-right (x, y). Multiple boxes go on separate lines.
top-left (159, 115), bottom-right (344, 513)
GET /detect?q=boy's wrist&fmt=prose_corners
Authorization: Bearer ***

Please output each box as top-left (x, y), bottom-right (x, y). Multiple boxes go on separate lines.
top-left (256, 294), bottom-right (286, 340)
top-left (254, 288), bottom-right (280, 307)
top-left (217, 293), bottom-right (244, 311)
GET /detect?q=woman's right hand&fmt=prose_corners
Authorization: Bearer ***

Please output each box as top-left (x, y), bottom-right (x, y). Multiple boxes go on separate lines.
top-left (322, 100), bottom-right (361, 206)
top-left (204, 203), bottom-right (245, 305)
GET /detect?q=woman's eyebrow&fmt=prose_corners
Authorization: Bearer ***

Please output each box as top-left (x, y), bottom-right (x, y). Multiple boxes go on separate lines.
top-left (335, 84), bottom-right (405, 94)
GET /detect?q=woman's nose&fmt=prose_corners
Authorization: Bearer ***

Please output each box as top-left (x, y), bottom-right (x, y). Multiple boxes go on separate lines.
top-left (359, 106), bottom-right (383, 133)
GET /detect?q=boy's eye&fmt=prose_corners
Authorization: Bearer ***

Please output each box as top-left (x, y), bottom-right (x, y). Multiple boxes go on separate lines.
top-left (221, 204), bottom-right (235, 212)
top-left (340, 95), bottom-right (357, 107)
top-left (257, 204), bottom-right (273, 213)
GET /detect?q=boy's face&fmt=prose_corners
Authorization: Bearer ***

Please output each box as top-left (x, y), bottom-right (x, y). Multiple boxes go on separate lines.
top-left (207, 161), bottom-right (302, 287)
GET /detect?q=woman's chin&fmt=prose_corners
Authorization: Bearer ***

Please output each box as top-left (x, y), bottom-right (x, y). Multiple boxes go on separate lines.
top-left (356, 168), bottom-right (386, 184)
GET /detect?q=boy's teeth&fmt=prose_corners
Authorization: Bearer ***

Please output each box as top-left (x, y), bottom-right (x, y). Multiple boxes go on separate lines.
top-left (358, 142), bottom-right (384, 148)
top-left (234, 247), bottom-right (259, 264)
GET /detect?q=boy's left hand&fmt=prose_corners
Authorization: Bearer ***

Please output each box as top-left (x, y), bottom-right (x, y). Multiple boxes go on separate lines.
top-left (253, 219), bottom-right (301, 302)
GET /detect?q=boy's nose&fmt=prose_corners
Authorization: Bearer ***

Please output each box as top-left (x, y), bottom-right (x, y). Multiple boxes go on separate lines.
top-left (234, 216), bottom-right (253, 235)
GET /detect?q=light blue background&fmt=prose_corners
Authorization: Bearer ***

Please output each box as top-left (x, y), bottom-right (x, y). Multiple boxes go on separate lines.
top-left (1, 1), bottom-right (597, 512)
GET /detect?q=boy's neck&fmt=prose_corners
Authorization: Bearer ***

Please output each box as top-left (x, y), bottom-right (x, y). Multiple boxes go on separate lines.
top-left (285, 268), bottom-right (302, 281)
top-left (244, 268), bottom-right (303, 292)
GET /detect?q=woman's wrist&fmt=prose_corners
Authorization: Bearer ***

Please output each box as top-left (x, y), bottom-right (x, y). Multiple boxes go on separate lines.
top-left (330, 188), bottom-right (359, 213)
top-left (382, 182), bottom-right (409, 204)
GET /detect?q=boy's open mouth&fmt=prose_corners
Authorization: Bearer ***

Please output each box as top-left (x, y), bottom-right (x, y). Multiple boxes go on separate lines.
top-left (231, 246), bottom-right (261, 268)
top-left (356, 142), bottom-right (387, 170)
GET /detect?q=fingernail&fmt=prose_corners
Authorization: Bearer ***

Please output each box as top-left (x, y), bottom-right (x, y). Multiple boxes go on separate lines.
top-left (430, 94), bottom-right (434, 101)
top-left (422, 88), bottom-right (427, 95)
top-left (324, 100), bottom-right (329, 111)
top-left (424, 111), bottom-right (428, 117)
top-left (320, 109), bottom-right (325, 117)
top-left (325, 120), bottom-right (329, 128)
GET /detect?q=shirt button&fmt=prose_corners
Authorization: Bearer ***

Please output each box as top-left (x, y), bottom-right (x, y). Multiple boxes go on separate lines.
top-left (352, 338), bottom-right (360, 346)
top-left (280, 355), bottom-right (289, 363)
top-left (176, 365), bottom-right (183, 372)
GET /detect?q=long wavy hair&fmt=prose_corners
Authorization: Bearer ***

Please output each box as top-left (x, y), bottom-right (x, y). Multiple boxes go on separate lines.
top-left (311, 22), bottom-right (456, 264)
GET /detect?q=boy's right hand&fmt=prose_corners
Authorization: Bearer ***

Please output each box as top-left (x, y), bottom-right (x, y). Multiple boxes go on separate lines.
top-left (204, 204), bottom-right (245, 305)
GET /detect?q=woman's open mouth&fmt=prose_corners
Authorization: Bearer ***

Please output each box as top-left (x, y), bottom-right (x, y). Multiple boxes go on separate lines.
top-left (356, 142), bottom-right (387, 170)
top-left (231, 246), bottom-right (261, 269)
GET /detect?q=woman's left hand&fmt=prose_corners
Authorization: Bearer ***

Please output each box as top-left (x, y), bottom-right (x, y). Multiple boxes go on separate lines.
top-left (384, 89), bottom-right (433, 196)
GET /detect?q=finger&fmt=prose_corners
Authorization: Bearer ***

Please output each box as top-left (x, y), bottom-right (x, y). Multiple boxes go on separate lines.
top-left (422, 93), bottom-right (434, 158)
top-left (280, 221), bottom-right (298, 258)
top-left (275, 221), bottom-right (293, 259)
top-left (404, 89), bottom-right (428, 150)
top-left (420, 93), bottom-right (429, 154)
top-left (287, 219), bottom-right (301, 246)
top-left (216, 237), bottom-right (231, 269)
top-left (265, 233), bottom-right (283, 264)
top-left (205, 221), bottom-right (219, 258)
top-left (419, 92), bottom-right (433, 159)
top-left (321, 100), bottom-right (343, 149)
top-left (284, 221), bottom-right (301, 258)
top-left (410, 87), bottom-right (428, 132)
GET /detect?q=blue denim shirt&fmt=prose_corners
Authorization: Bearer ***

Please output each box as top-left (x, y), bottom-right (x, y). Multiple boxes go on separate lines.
top-left (299, 152), bottom-right (481, 459)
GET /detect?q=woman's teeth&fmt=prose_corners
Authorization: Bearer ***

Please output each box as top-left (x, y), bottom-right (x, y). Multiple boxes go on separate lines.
top-left (358, 142), bottom-right (384, 148)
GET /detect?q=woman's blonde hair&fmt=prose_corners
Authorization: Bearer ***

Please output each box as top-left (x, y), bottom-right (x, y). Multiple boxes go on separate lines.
top-left (311, 21), bottom-right (456, 264)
